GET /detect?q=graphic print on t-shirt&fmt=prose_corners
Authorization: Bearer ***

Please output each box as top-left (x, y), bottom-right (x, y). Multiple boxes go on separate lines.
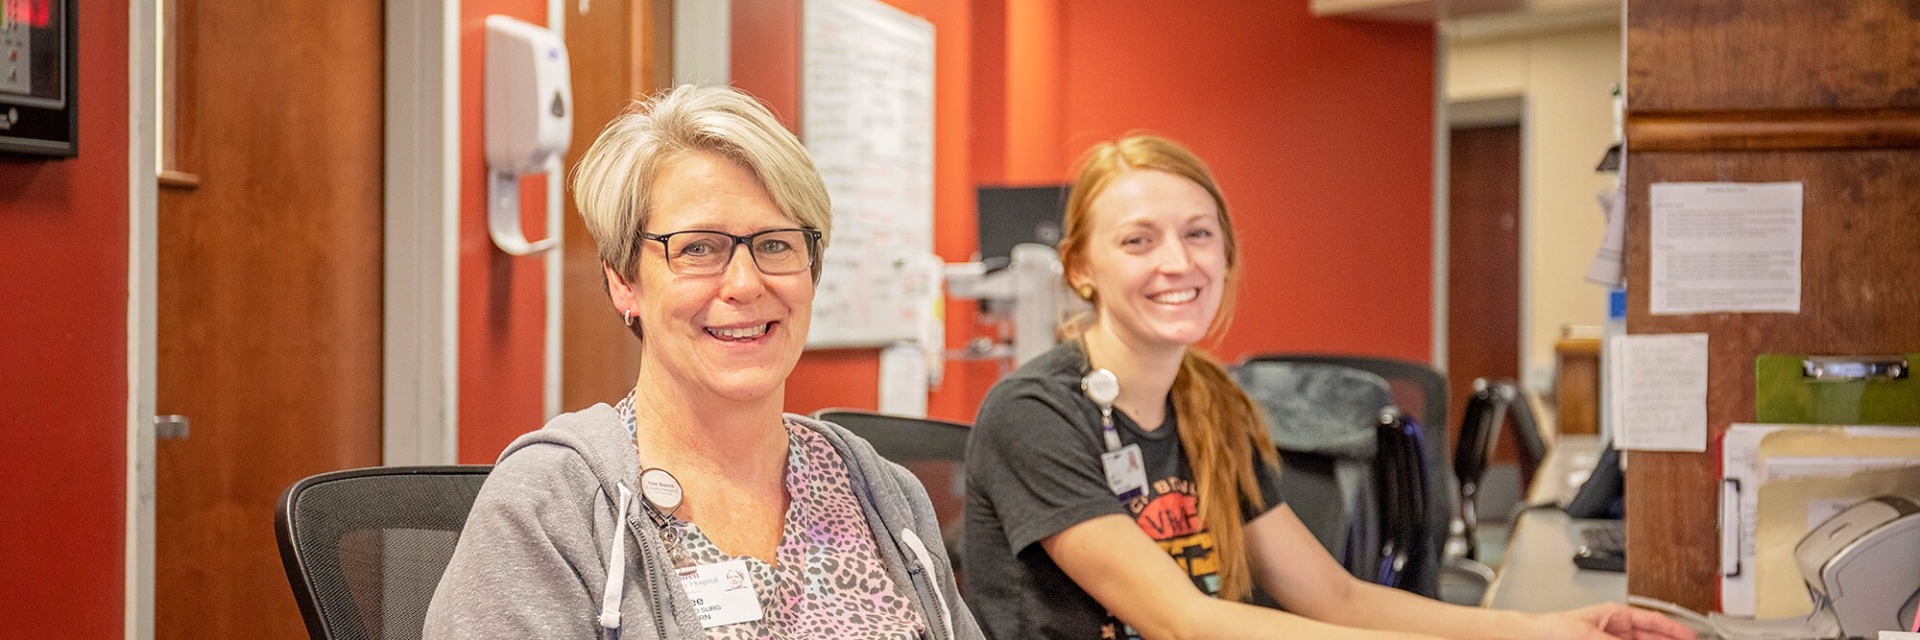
top-left (1101, 476), bottom-right (1219, 640)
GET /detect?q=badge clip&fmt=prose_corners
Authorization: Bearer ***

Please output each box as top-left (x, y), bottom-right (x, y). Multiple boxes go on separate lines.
top-left (1082, 368), bottom-right (1121, 451)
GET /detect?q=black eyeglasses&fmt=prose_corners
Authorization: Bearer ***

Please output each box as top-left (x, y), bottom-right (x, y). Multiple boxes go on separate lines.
top-left (640, 227), bottom-right (822, 276)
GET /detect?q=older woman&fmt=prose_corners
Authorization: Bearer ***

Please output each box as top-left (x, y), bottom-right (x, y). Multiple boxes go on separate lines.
top-left (425, 85), bottom-right (977, 640)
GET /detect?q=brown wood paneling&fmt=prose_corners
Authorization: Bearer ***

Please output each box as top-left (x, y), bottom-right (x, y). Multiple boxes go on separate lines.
top-left (1622, 149), bottom-right (1920, 609)
top-left (1628, 108), bottom-right (1920, 152)
top-left (155, 0), bottom-right (385, 637)
top-left (1624, 0), bottom-right (1920, 610)
top-left (561, 0), bottom-right (673, 410)
top-left (1627, 0), bottom-right (1920, 112)
top-left (1447, 124), bottom-right (1523, 458)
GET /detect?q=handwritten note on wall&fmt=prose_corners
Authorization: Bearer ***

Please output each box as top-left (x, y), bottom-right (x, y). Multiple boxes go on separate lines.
top-left (1612, 332), bottom-right (1709, 452)
top-left (801, 0), bottom-right (936, 348)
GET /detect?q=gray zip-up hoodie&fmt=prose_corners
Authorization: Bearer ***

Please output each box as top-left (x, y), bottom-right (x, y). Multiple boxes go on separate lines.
top-left (423, 405), bottom-right (982, 639)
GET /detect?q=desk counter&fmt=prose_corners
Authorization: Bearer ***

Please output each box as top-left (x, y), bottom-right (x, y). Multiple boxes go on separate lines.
top-left (1484, 436), bottom-right (1628, 612)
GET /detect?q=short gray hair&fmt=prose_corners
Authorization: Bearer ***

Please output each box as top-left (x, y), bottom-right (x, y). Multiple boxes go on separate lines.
top-left (572, 85), bottom-right (833, 282)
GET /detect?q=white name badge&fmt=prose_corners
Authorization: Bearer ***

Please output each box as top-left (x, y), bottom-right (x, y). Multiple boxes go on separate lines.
top-left (1101, 443), bottom-right (1148, 499)
top-left (677, 559), bottom-right (764, 629)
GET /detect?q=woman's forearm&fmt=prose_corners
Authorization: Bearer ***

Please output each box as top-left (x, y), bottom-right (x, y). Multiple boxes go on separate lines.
top-left (1151, 594), bottom-right (1444, 640)
top-left (1314, 580), bottom-right (1542, 640)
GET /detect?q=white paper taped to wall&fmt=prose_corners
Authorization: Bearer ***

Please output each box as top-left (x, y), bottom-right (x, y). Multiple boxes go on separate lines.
top-left (1649, 182), bottom-right (1802, 315)
top-left (1610, 332), bottom-right (1707, 452)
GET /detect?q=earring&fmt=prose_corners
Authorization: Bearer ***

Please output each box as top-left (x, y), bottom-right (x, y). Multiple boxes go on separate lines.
top-left (1076, 285), bottom-right (1094, 301)
top-left (623, 308), bottom-right (636, 327)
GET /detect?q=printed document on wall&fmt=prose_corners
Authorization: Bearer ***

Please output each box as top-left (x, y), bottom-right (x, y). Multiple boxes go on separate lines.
top-left (1650, 182), bottom-right (1802, 315)
top-left (1611, 332), bottom-right (1708, 452)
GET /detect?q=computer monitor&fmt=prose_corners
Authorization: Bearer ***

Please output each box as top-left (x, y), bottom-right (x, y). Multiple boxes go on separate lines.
top-left (975, 185), bottom-right (1069, 263)
top-left (1565, 440), bottom-right (1624, 519)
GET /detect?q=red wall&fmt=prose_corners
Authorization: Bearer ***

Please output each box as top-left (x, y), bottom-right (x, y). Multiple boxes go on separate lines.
top-left (457, 1), bottom-right (558, 463)
top-left (1001, 0), bottom-right (1065, 183)
top-left (1057, 1), bottom-right (1435, 363)
top-left (0, 0), bottom-right (132, 635)
top-left (747, 1), bottom-right (1434, 423)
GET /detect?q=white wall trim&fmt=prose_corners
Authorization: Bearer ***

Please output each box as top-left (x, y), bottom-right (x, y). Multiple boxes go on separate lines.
top-left (674, 0), bottom-right (730, 86)
top-left (1515, 95), bottom-right (1541, 391)
top-left (384, 0), bottom-right (462, 466)
top-left (546, 0), bottom-right (566, 420)
top-left (127, 1), bottom-right (159, 636)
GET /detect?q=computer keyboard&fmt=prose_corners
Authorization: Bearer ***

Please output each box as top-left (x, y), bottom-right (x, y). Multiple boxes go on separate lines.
top-left (1573, 521), bottom-right (1627, 572)
top-left (1579, 521), bottom-right (1626, 553)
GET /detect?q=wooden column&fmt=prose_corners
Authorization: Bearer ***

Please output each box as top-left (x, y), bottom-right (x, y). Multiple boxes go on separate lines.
top-left (1622, 0), bottom-right (1920, 611)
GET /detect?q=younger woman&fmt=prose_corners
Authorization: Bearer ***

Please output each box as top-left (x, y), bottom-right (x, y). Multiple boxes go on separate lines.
top-left (961, 134), bottom-right (1692, 640)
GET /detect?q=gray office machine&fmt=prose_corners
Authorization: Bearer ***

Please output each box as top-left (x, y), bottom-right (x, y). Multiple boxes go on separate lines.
top-left (1679, 495), bottom-right (1920, 639)
top-left (1794, 495), bottom-right (1920, 638)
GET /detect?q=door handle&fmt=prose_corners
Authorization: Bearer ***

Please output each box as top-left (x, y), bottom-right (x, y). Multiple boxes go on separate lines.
top-left (155, 415), bottom-right (191, 440)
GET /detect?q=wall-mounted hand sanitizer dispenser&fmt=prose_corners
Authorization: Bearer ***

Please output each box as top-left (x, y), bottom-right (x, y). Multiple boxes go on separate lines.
top-left (484, 16), bottom-right (572, 255)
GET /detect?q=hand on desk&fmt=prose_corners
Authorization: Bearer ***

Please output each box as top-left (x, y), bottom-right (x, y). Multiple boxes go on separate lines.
top-left (1530, 603), bottom-right (1697, 640)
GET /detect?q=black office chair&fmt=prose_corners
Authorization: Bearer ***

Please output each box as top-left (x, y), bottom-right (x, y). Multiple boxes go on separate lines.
top-left (1452, 381), bottom-right (1510, 563)
top-left (275, 466), bottom-right (491, 640)
top-left (1232, 358), bottom-right (1449, 597)
top-left (1452, 378), bottom-right (1552, 562)
top-left (812, 409), bottom-right (972, 583)
top-left (1235, 355), bottom-right (1452, 599)
top-left (1503, 385), bottom-right (1550, 488)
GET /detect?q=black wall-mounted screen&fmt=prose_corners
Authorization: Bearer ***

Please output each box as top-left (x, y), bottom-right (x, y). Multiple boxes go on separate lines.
top-left (0, 0), bottom-right (77, 157)
top-left (976, 185), bottom-right (1069, 262)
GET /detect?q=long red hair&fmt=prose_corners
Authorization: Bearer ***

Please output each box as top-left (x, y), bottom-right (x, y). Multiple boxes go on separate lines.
top-left (1056, 135), bottom-right (1279, 601)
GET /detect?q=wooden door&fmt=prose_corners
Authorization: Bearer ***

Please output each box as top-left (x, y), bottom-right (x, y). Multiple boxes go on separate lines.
top-left (155, 0), bottom-right (385, 637)
top-left (1446, 124), bottom-right (1523, 453)
top-left (561, 0), bottom-right (673, 409)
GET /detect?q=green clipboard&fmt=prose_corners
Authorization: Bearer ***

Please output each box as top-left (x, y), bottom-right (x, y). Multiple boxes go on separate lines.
top-left (1755, 354), bottom-right (1920, 425)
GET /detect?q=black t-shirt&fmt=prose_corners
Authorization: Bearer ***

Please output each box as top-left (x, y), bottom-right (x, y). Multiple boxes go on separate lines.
top-left (962, 342), bottom-right (1287, 640)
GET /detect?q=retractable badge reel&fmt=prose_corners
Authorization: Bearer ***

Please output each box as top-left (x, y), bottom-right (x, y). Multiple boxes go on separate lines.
top-left (1082, 369), bottom-right (1121, 451)
top-left (1083, 369), bottom-right (1145, 498)
top-left (639, 467), bottom-right (684, 547)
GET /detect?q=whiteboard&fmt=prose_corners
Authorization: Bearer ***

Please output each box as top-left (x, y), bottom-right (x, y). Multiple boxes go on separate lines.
top-left (801, 0), bottom-right (936, 348)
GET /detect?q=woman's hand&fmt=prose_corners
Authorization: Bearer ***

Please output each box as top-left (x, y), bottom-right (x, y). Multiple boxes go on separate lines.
top-left (1527, 602), bottom-right (1697, 640)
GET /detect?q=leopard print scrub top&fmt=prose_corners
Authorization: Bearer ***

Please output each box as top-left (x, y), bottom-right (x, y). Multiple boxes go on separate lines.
top-left (617, 394), bottom-right (927, 639)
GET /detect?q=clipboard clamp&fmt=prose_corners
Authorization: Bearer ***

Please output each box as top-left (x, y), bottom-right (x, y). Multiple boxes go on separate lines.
top-left (1802, 356), bottom-right (1908, 381)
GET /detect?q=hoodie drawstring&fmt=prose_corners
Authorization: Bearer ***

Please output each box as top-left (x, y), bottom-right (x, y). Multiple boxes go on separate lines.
top-left (600, 482), bottom-right (635, 630)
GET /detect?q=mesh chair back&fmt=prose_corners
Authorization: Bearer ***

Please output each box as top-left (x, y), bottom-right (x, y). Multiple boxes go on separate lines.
top-left (812, 410), bottom-right (971, 582)
top-left (1234, 360), bottom-right (1390, 459)
top-left (816, 410), bottom-right (971, 463)
top-left (275, 466), bottom-right (491, 640)
top-left (1238, 354), bottom-right (1450, 447)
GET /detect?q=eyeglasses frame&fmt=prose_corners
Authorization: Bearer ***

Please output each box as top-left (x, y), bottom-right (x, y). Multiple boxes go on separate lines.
top-left (638, 227), bottom-right (824, 276)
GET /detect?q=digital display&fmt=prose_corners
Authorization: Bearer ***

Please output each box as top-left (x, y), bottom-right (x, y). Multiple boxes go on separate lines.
top-left (0, 0), bottom-right (64, 108)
